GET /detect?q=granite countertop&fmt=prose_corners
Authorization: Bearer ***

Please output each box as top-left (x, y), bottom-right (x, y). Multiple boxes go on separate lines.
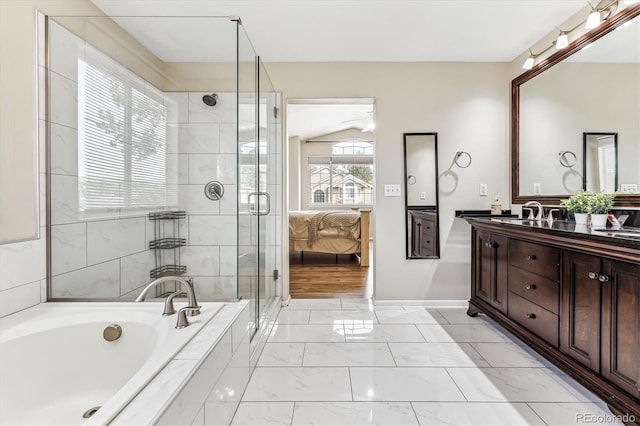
top-left (466, 217), bottom-right (640, 247)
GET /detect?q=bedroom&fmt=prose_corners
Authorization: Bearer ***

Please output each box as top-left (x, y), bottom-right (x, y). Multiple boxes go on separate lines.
top-left (287, 100), bottom-right (375, 299)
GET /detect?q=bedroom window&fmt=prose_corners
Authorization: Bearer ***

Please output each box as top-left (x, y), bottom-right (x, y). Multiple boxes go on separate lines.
top-left (308, 140), bottom-right (373, 206)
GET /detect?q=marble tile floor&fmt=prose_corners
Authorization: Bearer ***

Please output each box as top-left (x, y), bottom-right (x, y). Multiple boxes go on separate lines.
top-left (232, 299), bottom-right (624, 425)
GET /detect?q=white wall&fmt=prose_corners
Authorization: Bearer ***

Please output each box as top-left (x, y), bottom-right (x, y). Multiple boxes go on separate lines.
top-left (268, 62), bottom-right (511, 300)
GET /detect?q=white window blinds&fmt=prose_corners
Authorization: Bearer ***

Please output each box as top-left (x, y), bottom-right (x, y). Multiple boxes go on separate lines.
top-left (78, 58), bottom-right (175, 216)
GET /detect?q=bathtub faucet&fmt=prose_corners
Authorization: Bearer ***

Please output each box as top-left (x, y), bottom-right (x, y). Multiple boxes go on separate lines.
top-left (135, 276), bottom-right (200, 317)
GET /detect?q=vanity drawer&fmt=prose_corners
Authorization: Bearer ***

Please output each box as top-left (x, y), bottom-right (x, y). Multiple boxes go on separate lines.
top-left (509, 266), bottom-right (559, 314)
top-left (508, 292), bottom-right (559, 347)
top-left (509, 239), bottom-right (559, 281)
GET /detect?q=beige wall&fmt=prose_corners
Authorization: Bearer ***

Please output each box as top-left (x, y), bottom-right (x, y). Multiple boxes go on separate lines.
top-left (269, 62), bottom-right (511, 300)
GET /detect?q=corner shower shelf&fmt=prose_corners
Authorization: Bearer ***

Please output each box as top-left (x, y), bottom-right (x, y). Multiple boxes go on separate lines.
top-left (149, 210), bottom-right (187, 284)
top-left (149, 264), bottom-right (188, 279)
top-left (149, 238), bottom-right (187, 250)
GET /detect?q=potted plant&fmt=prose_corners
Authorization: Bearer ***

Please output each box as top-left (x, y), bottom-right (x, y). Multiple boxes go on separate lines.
top-left (589, 191), bottom-right (616, 227)
top-left (560, 190), bottom-right (591, 225)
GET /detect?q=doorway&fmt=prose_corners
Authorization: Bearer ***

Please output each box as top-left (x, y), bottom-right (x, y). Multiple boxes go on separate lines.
top-left (286, 99), bottom-right (375, 299)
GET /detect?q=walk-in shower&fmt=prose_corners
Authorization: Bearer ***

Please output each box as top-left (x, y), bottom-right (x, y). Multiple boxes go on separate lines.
top-left (45, 15), bottom-right (282, 340)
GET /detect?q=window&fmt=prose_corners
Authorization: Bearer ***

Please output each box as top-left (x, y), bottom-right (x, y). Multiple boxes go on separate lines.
top-left (308, 140), bottom-right (373, 206)
top-left (78, 57), bottom-right (175, 217)
top-left (313, 189), bottom-right (326, 203)
top-left (341, 182), bottom-right (357, 200)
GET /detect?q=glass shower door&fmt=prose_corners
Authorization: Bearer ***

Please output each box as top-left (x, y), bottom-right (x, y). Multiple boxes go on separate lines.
top-left (257, 58), bottom-right (281, 328)
top-left (237, 28), bottom-right (281, 337)
top-left (237, 25), bottom-right (258, 332)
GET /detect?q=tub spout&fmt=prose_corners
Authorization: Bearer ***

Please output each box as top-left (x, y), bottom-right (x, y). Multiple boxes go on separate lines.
top-left (135, 276), bottom-right (200, 316)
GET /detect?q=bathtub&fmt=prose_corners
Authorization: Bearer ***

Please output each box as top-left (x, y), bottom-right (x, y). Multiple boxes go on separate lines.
top-left (0, 302), bottom-right (228, 425)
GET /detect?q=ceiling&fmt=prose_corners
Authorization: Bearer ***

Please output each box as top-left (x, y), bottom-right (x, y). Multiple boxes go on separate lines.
top-left (288, 102), bottom-right (375, 140)
top-left (90, 0), bottom-right (591, 63)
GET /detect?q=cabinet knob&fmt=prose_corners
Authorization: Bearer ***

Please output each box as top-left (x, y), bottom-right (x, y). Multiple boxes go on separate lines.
top-left (588, 272), bottom-right (599, 280)
top-left (526, 313), bottom-right (536, 319)
top-left (526, 255), bottom-right (536, 261)
top-left (598, 275), bottom-right (610, 283)
top-left (485, 242), bottom-right (494, 248)
top-left (525, 284), bottom-right (537, 290)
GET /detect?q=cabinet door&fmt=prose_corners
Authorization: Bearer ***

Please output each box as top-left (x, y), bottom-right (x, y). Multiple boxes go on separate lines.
top-left (560, 251), bottom-right (601, 371)
top-left (492, 234), bottom-right (509, 314)
top-left (412, 216), bottom-right (422, 256)
top-left (474, 230), bottom-right (493, 304)
top-left (474, 231), bottom-right (508, 313)
top-left (601, 259), bottom-right (640, 398)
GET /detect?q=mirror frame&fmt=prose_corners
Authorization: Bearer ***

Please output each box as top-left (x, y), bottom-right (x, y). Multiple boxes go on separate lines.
top-left (511, 4), bottom-right (640, 207)
top-left (403, 132), bottom-right (440, 260)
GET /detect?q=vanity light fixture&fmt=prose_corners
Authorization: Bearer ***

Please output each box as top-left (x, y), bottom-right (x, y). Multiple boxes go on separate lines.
top-left (623, 0), bottom-right (638, 4)
top-left (585, 6), bottom-right (602, 28)
top-left (522, 50), bottom-right (536, 69)
top-left (555, 31), bottom-right (570, 49)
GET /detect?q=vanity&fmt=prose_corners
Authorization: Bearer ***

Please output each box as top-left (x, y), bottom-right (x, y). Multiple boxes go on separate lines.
top-left (467, 217), bottom-right (640, 419)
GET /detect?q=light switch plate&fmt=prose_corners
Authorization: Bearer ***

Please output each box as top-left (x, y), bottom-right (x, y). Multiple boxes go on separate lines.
top-left (620, 183), bottom-right (638, 193)
top-left (384, 184), bottom-right (402, 197)
top-left (533, 183), bottom-right (541, 194)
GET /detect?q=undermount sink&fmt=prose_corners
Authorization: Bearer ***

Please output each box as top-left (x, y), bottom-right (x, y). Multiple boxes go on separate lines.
top-left (593, 227), bottom-right (640, 234)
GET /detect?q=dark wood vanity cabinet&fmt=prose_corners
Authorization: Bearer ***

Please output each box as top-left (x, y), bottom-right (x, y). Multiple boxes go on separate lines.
top-left (473, 230), bottom-right (508, 314)
top-left (561, 251), bottom-right (640, 398)
top-left (468, 220), bottom-right (640, 419)
top-left (410, 210), bottom-right (437, 257)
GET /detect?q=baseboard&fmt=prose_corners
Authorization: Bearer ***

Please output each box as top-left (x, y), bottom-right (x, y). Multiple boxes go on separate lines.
top-left (373, 299), bottom-right (468, 309)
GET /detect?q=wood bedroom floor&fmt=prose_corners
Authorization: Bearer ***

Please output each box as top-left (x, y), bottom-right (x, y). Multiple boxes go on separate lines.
top-left (288, 243), bottom-right (373, 299)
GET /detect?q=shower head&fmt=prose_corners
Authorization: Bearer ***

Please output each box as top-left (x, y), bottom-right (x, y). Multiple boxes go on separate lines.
top-left (202, 93), bottom-right (218, 107)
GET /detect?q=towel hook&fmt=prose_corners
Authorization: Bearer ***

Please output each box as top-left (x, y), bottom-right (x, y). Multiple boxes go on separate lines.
top-left (558, 150), bottom-right (577, 168)
top-left (454, 151), bottom-right (472, 168)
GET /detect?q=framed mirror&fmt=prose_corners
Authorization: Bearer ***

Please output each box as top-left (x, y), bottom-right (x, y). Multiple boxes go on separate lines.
top-left (584, 132), bottom-right (618, 193)
top-left (512, 5), bottom-right (640, 206)
top-left (403, 133), bottom-right (440, 259)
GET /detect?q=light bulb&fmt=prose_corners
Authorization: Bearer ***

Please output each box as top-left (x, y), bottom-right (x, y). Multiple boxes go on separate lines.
top-left (585, 10), bottom-right (601, 29)
top-left (556, 33), bottom-right (569, 49)
top-left (522, 56), bottom-right (535, 70)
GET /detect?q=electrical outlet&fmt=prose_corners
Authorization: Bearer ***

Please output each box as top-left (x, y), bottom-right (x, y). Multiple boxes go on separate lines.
top-left (620, 183), bottom-right (638, 193)
top-left (533, 183), bottom-right (541, 194)
top-left (479, 183), bottom-right (487, 196)
top-left (420, 191), bottom-right (426, 200)
top-left (384, 184), bottom-right (401, 197)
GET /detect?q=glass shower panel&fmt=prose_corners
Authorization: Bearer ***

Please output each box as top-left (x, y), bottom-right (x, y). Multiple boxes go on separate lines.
top-left (257, 58), bottom-right (281, 327)
top-left (237, 25), bottom-right (258, 331)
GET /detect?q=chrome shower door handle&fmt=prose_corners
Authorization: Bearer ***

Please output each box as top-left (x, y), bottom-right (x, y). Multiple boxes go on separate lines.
top-left (247, 192), bottom-right (271, 216)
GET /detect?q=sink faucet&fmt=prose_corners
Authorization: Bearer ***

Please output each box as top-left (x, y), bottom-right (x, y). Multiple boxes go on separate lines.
top-left (135, 276), bottom-right (200, 316)
top-left (523, 201), bottom-right (544, 221)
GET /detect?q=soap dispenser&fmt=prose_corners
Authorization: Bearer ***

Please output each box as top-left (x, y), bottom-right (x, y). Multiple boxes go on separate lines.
top-left (491, 196), bottom-right (502, 215)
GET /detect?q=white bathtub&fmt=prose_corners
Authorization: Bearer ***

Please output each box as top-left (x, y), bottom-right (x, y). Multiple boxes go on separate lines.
top-left (0, 302), bottom-right (226, 425)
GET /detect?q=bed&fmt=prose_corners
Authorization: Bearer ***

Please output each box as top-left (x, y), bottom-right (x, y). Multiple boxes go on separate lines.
top-left (288, 209), bottom-right (371, 266)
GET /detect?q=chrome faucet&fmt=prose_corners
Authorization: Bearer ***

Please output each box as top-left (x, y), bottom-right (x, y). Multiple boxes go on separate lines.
top-left (135, 276), bottom-right (200, 317)
top-left (523, 201), bottom-right (544, 221)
